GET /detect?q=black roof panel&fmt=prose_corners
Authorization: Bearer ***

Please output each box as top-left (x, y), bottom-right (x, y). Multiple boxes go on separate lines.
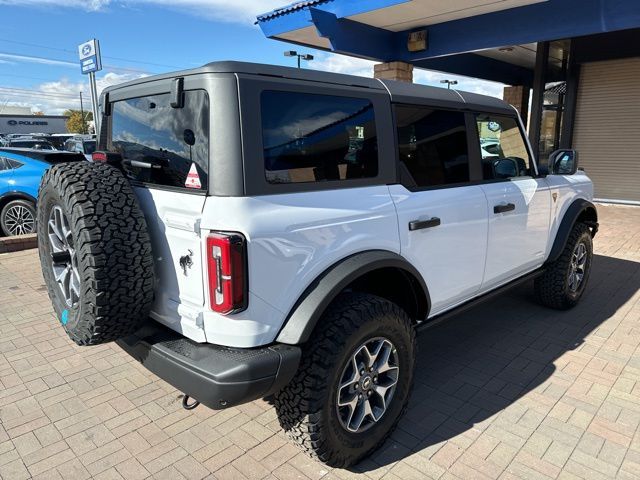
top-left (379, 79), bottom-right (514, 114)
top-left (103, 61), bottom-right (514, 114)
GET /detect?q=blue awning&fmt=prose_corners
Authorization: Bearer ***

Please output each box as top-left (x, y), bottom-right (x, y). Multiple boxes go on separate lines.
top-left (256, 0), bottom-right (640, 86)
top-left (257, 1), bottom-right (332, 22)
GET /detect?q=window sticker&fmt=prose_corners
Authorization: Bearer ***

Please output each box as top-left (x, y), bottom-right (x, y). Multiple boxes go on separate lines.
top-left (185, 163), bottom-right (202, 189)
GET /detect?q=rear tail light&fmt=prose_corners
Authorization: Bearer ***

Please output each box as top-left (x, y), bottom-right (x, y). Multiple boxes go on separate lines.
top-left (92, 151), bottom-right (123, 166)
top-left (206, 232), bottom-right (248, 314)
top-left (92, 151), bottom-right (107, 162)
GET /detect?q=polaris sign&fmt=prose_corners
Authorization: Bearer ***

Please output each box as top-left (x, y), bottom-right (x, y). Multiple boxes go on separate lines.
top-left (7, 120), bottom-right (49, 126)
top-left (1, 115), bottom-right (68, 135)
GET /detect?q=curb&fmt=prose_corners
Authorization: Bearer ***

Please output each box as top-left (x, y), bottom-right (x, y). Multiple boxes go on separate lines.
top-left (0, 233), bottom-right (38, 254)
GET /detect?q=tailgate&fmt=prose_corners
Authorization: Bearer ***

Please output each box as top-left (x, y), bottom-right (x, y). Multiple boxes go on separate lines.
top-left (134, 186), bottom-right (207, 342)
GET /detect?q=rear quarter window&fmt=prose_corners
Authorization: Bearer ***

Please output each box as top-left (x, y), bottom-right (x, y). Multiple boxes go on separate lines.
top-left (109, 90), bottom-right (209, 191)
top-left (261, 91), bottom-right (378, 184)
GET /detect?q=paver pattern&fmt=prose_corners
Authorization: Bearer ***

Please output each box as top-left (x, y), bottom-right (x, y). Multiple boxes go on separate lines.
top-left (1, 204), bottom-right (639, 480)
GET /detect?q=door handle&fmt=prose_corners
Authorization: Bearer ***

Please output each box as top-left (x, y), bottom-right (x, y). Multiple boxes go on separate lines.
top-left (493, 203), bottom-right (516, 214)
top-left (409, 217), bottom-right (441, 231)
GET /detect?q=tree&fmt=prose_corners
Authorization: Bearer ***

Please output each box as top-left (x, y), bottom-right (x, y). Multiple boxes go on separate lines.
top-left (64, 109), bottom-right (93, 134)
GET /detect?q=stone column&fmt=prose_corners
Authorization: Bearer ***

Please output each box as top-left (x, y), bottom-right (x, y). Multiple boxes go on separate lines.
top-left (374, 62), bottom-right (414, 83)
top-left (503, 85), bottom-right (531, 127)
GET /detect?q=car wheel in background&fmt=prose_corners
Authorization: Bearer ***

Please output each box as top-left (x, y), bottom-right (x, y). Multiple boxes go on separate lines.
top-left (0, 199), bottom-right (37, 236)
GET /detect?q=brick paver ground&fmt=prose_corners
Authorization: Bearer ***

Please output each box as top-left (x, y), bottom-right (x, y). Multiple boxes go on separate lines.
top-left (1, 204), bottom-right (639, 480)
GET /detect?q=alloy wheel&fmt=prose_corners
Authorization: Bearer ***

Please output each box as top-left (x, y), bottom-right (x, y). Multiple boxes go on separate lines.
top-left (336, 337), bottom-right (399, 433)
top-left (3, 204), bottom-right (35, 235)
top-left (568, 241), bottom-right (587, 292)
top-left (48, 206), bottom-right (80, 307)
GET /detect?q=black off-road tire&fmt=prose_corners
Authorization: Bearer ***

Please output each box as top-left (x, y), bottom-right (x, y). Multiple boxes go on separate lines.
top-left (275, 293), bottom-right (416, 468)
top-left (1, 199), bottom-right (36, 236)
top-left (37, 162), bottom-right (154, 345)
top-left (535, 222), bottom-right (593, 310)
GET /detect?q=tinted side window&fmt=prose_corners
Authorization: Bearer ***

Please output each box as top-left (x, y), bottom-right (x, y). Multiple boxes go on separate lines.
top-left (395, 106), bottom-right (470, 188)
top-left (110, 90), bottom-right (209, 191)
top-left (6, 158), bottom-right (23, 169)
top-left (0, 158), bottom-right (7, 171)
top-left (476, 114), bottom-right (531, 180)
top-left (261, 91), bottom-right (378, 184)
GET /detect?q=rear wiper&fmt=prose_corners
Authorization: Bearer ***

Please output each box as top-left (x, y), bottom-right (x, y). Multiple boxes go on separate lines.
top-left (123, 159), bottom-right (162, 169)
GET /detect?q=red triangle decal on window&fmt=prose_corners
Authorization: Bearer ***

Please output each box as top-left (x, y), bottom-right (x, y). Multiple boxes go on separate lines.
top-left (185, 163), bottom-right (202, 189)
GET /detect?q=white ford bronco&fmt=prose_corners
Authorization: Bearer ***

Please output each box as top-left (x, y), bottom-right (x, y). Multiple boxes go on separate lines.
top-left (37, 62), bottom-right (598, 467)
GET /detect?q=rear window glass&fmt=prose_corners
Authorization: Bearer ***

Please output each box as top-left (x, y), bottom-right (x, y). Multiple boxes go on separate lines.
top-left (261, 91), bottom-right (378, 184)
top-left (110, 90), bottom-right (209, 191)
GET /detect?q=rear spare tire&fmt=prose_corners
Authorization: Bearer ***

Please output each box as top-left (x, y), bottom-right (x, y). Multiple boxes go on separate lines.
top-left (37, 162), bottom-right (154, 345)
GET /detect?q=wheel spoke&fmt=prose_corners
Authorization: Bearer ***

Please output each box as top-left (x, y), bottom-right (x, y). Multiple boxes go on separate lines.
top-left (372, 384), bottom-right (393, 413)
top-left (61, 267), bottom-right (71, 300)
top-left (339, 356), bottom-right (360, 391)
top-left (359, 344), bottom-right (375, 370)
top-left (70, 270), bottom-right (80, 301)
top-left (374, 341), bottom-right (393, 373)
top-left (351, 398), bottom-right (373, 432)
top-left (344, 398), bottom-right (359, 430)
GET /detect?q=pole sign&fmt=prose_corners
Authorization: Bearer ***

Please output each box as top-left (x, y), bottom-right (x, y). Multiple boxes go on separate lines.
top-left (78, 39), bottom-right (102, 74)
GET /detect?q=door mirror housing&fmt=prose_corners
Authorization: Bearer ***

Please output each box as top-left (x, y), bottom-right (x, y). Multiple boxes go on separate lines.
top-left (550, 149), bottom-right (578, 175)
top-left (493, 158), bottom-right (518, 179)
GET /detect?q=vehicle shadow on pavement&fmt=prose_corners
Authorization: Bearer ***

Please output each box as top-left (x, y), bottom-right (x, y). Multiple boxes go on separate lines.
top-left (350, 253), bottom-right (640, 472)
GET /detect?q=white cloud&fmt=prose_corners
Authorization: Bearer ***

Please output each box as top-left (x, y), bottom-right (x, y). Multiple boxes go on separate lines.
top-left (311, 53), bottom-right (506, 99)
top-left (0, 0), bottom-right (285, 23)
top-left (0, 0), bottom-right (109, 10)
top-left (0, 52), bottom-right (77, 68)
top-left (311, 55), bottom-right (376, 78)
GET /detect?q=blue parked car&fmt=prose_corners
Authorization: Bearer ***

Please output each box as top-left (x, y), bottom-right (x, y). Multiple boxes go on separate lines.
top-left (0, 148), bottom-right (85, 236)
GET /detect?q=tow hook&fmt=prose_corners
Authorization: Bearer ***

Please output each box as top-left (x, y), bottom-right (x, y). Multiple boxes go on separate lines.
top-left (182, 394), bottom-right (200, 410)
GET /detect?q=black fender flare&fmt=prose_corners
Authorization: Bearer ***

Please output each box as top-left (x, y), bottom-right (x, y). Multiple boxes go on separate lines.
top-left (546, 199), bottom-right (598, 264)
top-left (275, 250), bottom-right (431, 345)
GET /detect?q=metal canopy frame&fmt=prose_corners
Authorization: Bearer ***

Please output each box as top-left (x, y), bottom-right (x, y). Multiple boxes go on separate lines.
top-left (258, 0), bottom-right (640, 86)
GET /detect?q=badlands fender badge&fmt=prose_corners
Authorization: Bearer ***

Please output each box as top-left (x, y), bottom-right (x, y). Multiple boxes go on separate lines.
top-left (185, 163), bottom-right (202, 189)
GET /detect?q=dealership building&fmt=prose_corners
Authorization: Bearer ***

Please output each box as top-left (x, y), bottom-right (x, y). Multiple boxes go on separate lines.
top-left (0, 114), bottom-right (69, 136)
top-left (258, 0), bottom-right (640, 204)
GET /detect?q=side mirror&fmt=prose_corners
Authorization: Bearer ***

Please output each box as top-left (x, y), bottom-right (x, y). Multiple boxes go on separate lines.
top-left (493, 158), bottom-right (518, 179)
top-left (550, 149), bottom-right (578, 175)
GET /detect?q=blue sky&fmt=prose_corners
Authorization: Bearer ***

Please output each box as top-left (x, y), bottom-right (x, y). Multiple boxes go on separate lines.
top-left (0, 1), bottom-right (504, 114)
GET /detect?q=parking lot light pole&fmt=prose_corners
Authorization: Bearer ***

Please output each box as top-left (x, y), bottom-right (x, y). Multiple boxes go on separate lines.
top-left (440, 79), bottom-right (458, 90)
top-left (284, 50), bottom-right (314, 69)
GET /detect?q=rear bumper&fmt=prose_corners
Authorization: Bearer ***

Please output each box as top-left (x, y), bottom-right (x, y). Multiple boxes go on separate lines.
top-left (116, 321), bottom-right (301, 410)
